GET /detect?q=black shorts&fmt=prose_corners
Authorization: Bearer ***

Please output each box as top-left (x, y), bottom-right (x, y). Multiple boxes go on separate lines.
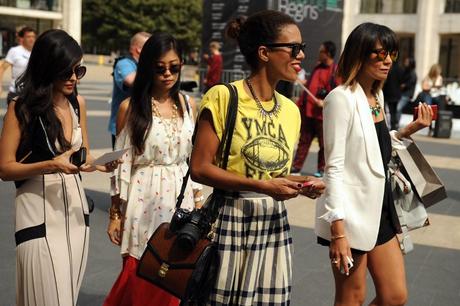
top-left (318, 180), bottom-right (398, 255)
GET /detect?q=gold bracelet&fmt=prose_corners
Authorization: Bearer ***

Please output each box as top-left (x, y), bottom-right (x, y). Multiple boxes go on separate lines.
top-left (330, 234), bottom-right (346, 241)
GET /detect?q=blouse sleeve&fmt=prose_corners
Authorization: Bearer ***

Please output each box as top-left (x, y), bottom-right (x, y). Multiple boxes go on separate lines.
top-left (110, 128), bottom-right (134, 201)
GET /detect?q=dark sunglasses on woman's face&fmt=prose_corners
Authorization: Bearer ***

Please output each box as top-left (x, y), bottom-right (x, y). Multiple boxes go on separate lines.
top-left (371, 49), bottom-right (399, 62)
top-left (60, 65), bottom-right (87, 80)
top-left (264, 42), bottom-right (306, 58)
top-left (154, 64), bottom-right (182, 75)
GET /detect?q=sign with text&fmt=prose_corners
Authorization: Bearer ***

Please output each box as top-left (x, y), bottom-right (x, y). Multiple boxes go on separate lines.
top-left (201, 0), bottom-right (343, 76)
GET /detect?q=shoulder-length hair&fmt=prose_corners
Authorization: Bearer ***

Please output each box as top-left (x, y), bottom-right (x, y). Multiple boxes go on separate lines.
top-left (337, 22), bottom-right (398, 94)
top-left (128, 32), bottom-right (183, 155)
top-left (15, 29), bottom-right (83, 152)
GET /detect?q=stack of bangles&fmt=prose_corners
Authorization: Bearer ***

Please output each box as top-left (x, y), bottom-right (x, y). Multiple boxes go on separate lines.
top-left (109, 207), bottom-right (122, 220)
top-left (330, 234), bottom-right (346, 241)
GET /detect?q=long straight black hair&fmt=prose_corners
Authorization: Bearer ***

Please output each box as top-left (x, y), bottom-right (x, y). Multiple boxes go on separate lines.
top-left (128, 32), bottom-right (183, 155)
top-left (15, 29), bottom-right (83, 152)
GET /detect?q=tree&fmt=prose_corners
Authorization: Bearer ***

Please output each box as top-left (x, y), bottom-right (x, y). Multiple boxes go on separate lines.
top-left (82, 0), bottom-right (202, 54)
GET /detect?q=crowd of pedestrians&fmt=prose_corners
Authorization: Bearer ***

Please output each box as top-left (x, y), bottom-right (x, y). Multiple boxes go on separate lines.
top-left (0, 9), bottom-right (437, 306)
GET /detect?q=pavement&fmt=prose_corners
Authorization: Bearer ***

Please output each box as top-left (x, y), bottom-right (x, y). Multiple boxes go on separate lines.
top-left (0, 64), bottom-right (460, 305)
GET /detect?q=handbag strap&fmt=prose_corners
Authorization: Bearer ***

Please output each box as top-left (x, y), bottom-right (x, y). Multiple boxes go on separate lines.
top-left (175, 83), bottom-right (238, 210)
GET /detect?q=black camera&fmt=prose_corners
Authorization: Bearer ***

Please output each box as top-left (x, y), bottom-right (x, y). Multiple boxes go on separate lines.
top-left (70, 147), bottom-right (87, 167)
top-left (170, 208), bottom-right (211, 252)
top-left (316, 87), bottom-right (329, 100)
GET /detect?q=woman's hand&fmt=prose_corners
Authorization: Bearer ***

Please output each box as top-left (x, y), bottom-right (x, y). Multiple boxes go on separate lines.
top-left (329, 236), bottom-right (353, 275)
top-left (397, 102), bottom-right (433, 139)
top-left (80, 157), bottom-right (122, 173)
top-left (259, 178), bottom-right (301, 201)
top-left (52, 149), bottom-right (79, 174)
top-left (299, 177), bottom-right (325, 199)
top-left (107, 218), bottom-right (122, 245)
top-left (413, 102), bottom-right (433, 130)
top-left (329, 220), bottom-right (353, 275)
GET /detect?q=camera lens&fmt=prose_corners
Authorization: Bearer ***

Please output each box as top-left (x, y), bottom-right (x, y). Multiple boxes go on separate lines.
top-left (177, 223), bottom-right (201, 251)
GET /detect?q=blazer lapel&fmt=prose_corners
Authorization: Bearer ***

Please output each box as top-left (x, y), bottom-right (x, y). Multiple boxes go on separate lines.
top-left (354, 84), bottom-right (385, 178)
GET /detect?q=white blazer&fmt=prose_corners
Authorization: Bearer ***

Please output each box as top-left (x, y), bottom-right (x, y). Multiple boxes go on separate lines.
top-left (314, 84), bottom-right (388, 251)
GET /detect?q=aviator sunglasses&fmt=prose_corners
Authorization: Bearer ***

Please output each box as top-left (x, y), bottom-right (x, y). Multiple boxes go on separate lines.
top-left (60, 65), bottom-right (87, 80)
top-left (371, 49), bottom-right (399, 62)
top-left (154, 64), bottom-right (182, 75)
top-left (264, 42), bottom-right (306, 58)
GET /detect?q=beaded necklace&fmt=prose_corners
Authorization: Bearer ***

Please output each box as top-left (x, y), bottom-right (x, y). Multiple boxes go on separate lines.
top-left (369, 95), bottom-right (382, 116)
top-left (151, 98), bottom-right (180, 140)
top-left (245, 78), bottom-right (281, 119)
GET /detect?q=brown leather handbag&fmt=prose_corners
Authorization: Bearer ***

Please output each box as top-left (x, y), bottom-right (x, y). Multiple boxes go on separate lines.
top-left (137, 83), bottom-right (238, 305)
top-left (137, 222), bottom-right (218, 303)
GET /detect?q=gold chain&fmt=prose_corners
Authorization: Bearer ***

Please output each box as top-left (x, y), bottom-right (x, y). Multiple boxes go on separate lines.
top-left (151, 98), bottom-right (179, 140)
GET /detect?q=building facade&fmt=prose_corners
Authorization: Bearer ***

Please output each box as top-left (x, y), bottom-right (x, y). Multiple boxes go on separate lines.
top-left (0, 0), bottom-right (81, 57)
top-left (343, 0), bottom-right (460, 82)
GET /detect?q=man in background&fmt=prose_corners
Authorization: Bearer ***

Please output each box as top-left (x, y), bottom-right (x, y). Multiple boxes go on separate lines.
top-left (108, 31), bottom-right (150, 148)
top-left (202, 41), bottom-right (223, 92)
top-left (292, 41), bottom-right (338, 177)
top-left (0, 26), bottom-right (36, 104)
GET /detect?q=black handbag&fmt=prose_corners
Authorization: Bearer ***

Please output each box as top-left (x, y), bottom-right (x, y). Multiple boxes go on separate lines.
top-left (137, 83), bottom-right (238, 305)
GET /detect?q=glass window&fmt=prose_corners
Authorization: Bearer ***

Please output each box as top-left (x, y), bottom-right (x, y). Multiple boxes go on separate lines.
top-left (361, 0), bottom-right (417, 13)
top-left (439, 35), bottom-right (460, 79)
top-left (0, 0), bottom-right (61, 12)
top-left (397, 35), bottom-right (415, 63)
top-left (445, 0), bottom-right (460, 13)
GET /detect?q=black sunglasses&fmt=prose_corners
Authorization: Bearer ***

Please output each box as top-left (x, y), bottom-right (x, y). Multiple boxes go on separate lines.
top-left (371, 49), bottom-right (399, 62)
top-left (264, 42), bottom-right (306, 58)
top-left (60, 65), bottom-right (87, 80)
top-left (154, 64), bottom-right (182, 75)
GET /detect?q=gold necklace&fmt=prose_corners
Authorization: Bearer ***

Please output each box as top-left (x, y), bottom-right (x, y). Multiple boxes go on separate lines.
top-left (151, 98), bottom-right (179, 140)
top-left (369, 95), bottom-right (382, 116)
top-left (245, 78), bottom-right (281, 118)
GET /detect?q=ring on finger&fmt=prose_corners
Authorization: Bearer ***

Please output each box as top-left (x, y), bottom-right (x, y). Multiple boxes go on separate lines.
top-left (331, 258), bottom-right (339, 264)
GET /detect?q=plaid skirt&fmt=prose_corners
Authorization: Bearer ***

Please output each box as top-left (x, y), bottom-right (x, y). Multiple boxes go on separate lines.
top-left (207, 192), bottom-right (293, 306)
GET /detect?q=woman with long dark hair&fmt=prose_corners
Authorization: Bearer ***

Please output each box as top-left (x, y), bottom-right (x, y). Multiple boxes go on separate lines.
top-left (104, 32), bottom-right (203, 306)
top-left (0, 29), bottom-right (118, 306)
top-left (315, 23), bottom-right (432, 305)
top-left (191, 10), bottom-right (325, 305)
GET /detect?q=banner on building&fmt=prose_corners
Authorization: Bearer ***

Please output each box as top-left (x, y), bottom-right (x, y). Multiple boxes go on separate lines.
top-left (201, 0), bottom-right (343, 76)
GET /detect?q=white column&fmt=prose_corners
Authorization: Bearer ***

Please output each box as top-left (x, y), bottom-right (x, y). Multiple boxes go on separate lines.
top-left (415, 0), bottom-right (442, 80)
top-left (61, 0), bottom-right (82, 43)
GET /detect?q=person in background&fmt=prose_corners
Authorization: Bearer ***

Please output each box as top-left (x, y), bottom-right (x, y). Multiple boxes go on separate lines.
top-left (191, 10), bottom-right (325, 305)
top-left (203, 41), bottom-right (223, 92)
top-left (0, 29), bottom-right (118, 306)
top-left (396, 57), bottom-right (417, 127)
top-left (383, 60), bottom-right (403, 130)
top-left (315, 22), bottom-right (432, 306)
top-left (291, 41), bottom-right (338, 177)
top-left (104, 31), bottom-right (203, 306)
top-left (108, 31), bottom-right (150, 148)
top-left (417, 63), bottom-right (443, 105)
top-left (0, 26), bottom-right (36, 104)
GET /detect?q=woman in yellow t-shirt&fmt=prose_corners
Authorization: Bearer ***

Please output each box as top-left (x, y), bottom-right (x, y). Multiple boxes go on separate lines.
top-left (191, 10), bottom-right (325, 306)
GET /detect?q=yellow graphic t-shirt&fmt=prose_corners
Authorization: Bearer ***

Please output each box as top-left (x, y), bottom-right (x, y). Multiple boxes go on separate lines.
top-left (200, 79), bottom-right (301, 180)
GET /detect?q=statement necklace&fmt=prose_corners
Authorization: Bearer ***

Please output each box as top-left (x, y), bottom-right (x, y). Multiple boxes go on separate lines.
top-left (245, 78), bottom-right (281, 119)
top-left (369, 95), bottom-right (382, 116)
top-left (151, 98), bottom-right (179, 139)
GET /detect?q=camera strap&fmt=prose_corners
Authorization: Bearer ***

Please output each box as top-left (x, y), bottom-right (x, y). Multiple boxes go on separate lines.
top-left (175, 83), bottom-right (238, 212)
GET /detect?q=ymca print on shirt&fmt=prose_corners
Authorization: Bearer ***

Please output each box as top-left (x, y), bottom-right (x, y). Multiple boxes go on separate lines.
top-left (200, 80), bottom-right (301, 180)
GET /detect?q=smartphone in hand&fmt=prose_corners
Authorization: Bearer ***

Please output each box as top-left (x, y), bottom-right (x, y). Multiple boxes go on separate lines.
top-left (413, 105), bottom-right (438, 121)
top-left (70, 147), bottom-right (87, 167)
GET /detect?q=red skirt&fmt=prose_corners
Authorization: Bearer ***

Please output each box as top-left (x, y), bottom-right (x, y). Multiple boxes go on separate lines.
top-left (104, 255), bottom-right (180, 306)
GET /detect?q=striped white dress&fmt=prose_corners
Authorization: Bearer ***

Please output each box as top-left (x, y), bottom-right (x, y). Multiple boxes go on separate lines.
top-left (15, 106), bottom-right (89, 306)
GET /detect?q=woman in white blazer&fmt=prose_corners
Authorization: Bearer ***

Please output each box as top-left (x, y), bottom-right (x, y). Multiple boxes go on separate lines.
top-left (315, 23), bottom-right (433, 306)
